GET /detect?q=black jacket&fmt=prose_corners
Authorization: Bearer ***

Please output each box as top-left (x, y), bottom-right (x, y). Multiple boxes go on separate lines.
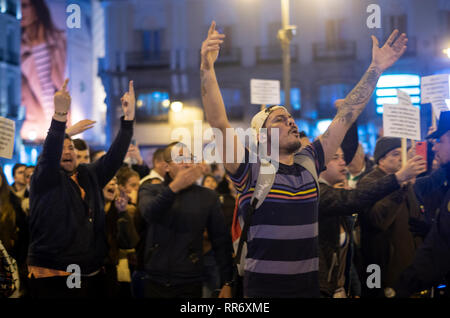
top-left (394, 166), bottom-right (450, 297)
top-left (318, 173), bottom-right (400, 296)
top-left (28, 117), bottom-right (133, 274)
top-left (138, 178), bottom-right (233, 286)
top-left (394, 187), bottom-right (450, 297)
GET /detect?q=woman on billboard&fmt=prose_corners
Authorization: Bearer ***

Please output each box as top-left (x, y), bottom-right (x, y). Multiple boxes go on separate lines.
top-left (20, 0), bottom-right (66, 142)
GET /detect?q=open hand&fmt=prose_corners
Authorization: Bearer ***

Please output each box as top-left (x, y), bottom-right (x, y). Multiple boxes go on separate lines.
top-left (66, 119), bottom-right (96, 137)
top-left (371, 30), bottom-right (408, 72)
top-left (169, 165), bottom-right (203, 193)
top-left (201, 21), bottom-right (225, 70)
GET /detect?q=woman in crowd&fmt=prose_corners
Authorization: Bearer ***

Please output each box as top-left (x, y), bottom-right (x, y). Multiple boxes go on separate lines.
top-left (0, 166), bottom-right (29, 297)
top-left (103, 176), bottom-right (139, 298)
top-left (116, 166), bottom-right (140, 206)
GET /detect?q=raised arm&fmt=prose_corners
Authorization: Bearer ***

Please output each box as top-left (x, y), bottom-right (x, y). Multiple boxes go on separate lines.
top-left (32, 79), bottom-right (70, 192)
top-left (200, 21), bottom-right (243, 174)
top-left (92, 81), bottom-right (135, 187)
top-left (320, 30), bottom-right (408, 165)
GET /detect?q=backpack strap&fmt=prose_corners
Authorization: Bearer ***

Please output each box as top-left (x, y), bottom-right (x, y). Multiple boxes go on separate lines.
top-left (235, 160), bottom-right (276, 265)
top-left (294, 153), bottom-right (319, 185)
top-left (294, 153), bottom-right (320, 200)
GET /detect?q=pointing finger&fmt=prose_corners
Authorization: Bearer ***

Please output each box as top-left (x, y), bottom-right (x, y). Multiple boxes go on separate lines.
top-left (129, 80), bottom-right (134, 96)
top-left (62, 78), bottom-right (69, 92)
top-left (208, 21), bottom-right (216, 36)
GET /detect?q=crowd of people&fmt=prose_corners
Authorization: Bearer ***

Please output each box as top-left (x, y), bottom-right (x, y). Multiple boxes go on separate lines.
top-left (1, 23), bottom-right (450, 299)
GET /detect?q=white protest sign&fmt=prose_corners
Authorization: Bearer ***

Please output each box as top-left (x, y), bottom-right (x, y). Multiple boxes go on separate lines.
top-left (431, 98), bottom-right (450, 119)
top-left (250, 79), bottom-right (281, 105)
top-left (383, 104), bottom-right (421, 140)
top-left (421, 74), bottom-right (450, 104)
top-left (383, 90), bottom-right (421, 141)
top-left (0, 117), bottom-right (15, 159)
top-left (397, 89), bottom-right (412, 106)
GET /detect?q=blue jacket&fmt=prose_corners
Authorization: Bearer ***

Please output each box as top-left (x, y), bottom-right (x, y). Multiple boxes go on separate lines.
top-left (28, 118), bottom-right (133, 275)
top-left (138, 178), bottom-right (234, 286)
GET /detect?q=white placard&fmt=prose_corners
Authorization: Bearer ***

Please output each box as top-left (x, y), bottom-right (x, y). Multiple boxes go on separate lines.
top-left (431, 98), bottom-right (450, 119)
top-left (421, 74), bottom-right (450, 104)
top-left (0, 117), bottom-right (15, 159)
top-left (250, 79), bottom-right (281, 105)
top-left (383, 104), bottom-right (421, 141)
top-left (397, 89), bottom-right (412, 106)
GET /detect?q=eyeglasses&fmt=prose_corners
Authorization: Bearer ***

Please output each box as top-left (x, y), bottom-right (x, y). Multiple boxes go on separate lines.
top-left (168, 155), bottom-right (197, 164)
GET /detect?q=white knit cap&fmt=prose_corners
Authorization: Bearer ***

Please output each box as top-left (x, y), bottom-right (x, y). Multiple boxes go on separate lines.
top-left (250, 105), bottom-right (288, 132)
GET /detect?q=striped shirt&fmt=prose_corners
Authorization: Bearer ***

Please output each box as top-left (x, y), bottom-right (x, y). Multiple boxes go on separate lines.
top-left (32, 43), bottom-right (56, 122)
top-left (228, 140), bottom-right (325, 297)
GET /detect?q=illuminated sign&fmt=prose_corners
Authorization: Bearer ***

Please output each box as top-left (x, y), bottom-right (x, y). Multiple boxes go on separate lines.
top-left (375, 74), bottom-right (421, 114)
top-left (316, 119), bottom-right (332, 134)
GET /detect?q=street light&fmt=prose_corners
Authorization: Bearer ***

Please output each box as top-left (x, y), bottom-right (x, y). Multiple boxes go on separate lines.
top-left (170, 101), bottom-right (183, 113)
top-left (162, 99), bottom-right (170, 108)
top-left (443, 48), bottom-right (450, 59)
top-left (277, 0), bottom-right (297, 112)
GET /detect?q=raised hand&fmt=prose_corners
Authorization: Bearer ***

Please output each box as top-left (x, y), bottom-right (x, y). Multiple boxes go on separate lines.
top-left (169, 165), bottom-right (203, 193)
top-left (395, 155), bottom-right (427, 184)
top-left (66, 119), bottom-right (96, 137)
top-left (53, 78), bottom-right (71, 121)
top-left (371, 30), bottom-right (408, 72)
top-left (201, 21), bottom-right (225, 70)
top-left (115, 189), bottom-right (129, 212)
top-left (126, 144), bottom-right (144, 165)
top-left (121, 80), bottom-right (135, 121)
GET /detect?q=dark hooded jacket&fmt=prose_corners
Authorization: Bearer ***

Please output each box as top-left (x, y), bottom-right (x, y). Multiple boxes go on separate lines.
top-left (28, 117), bottom-right (133, 274)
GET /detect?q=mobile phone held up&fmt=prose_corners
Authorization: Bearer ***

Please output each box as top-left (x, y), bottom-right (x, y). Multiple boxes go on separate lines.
top-left (415, 141), bottom-right (427, 164)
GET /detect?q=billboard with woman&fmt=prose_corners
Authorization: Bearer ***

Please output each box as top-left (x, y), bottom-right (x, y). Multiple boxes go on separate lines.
top-left (20, 0), bottom-right (66, 142)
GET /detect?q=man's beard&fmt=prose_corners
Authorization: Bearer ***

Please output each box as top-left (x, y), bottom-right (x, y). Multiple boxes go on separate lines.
top-left (62, 165), bottom-right (77, 176)
top-left (284, 140), bottom-right (302, 154)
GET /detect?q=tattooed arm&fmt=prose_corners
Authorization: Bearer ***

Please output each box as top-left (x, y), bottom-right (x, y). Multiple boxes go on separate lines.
top-left (319, 30), bottom-right (408, 165)
top-left (200, 21), bottom-right (243, 174)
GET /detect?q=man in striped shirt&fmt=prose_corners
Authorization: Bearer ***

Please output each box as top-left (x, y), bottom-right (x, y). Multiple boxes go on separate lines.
top-left (200, 21), bottom-right (408, 297)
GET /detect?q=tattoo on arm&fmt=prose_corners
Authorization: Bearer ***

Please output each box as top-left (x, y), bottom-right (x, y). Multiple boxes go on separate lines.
top-left (335, 65), bottom-right (381, 125)
top-left (200, 70), bottom-right (207, 97)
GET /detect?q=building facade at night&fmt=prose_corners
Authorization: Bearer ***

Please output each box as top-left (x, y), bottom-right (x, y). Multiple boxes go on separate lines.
top-left (98, 0), bottom-right (450, 155)
top-left (1, 0), bottom-right (450, 168)
top-left (0, 0), bottom-right (21, 170)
